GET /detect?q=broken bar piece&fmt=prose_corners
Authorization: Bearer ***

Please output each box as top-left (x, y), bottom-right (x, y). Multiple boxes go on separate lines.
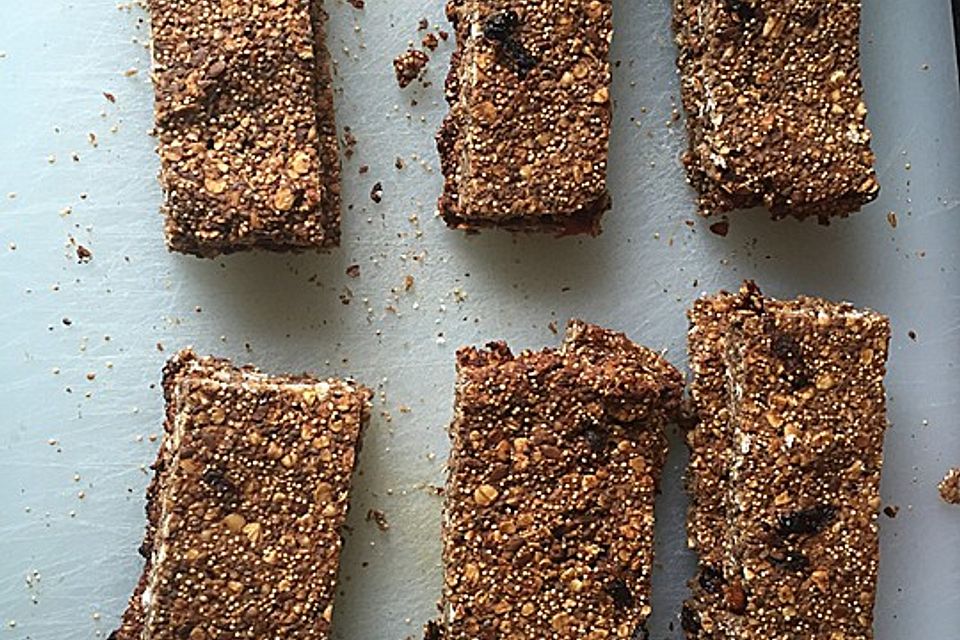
top-left (437, 1), bottom-right (613, 234)
top-left (672, 0), bottom-right (879, 221)
top-left (150, 0), bottom-right (341, 257)
top-left (110, 351), bottom-right (369, 640)
top-left (431, 321), bottom-right (683, 639)
top-left (683, 283), bottom-right (890, 639)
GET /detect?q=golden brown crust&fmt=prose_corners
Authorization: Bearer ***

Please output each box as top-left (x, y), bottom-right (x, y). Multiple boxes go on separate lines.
top-left (684, 283), bottom-right (890, 639)
top-left (111, 351), bottom-right (370, 640)
top-left (672, 0), bottom-right (879, 222)
top-left (438, 1), bottom-right (613, 234)
top-left (434, 321), bottom-right (682, 639)
top-left (150, 0), bottom-right (341, 257)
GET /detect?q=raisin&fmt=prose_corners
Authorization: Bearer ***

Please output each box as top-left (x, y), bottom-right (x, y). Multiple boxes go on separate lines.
top-left (424, 621), bottom-right (442, 640)
top-left (605, 578), bottom-right (634, 609)
top-left (698, 564), bottom-right (726, 594)
top-left (504, 39), bottom-right (538, 78)
top-left (768, 550), bottom-right (810, 572)
top-left (778, 504), bottom-right (837, 536)
top-left (724, 582), bottom-right (747, 614)
top-left (770, 332), bottom-right (810, 390)
top-left (681, 605), bottom-right (701, 635)
top-left (725, 0), bottom-right (756, 22)
top-left (483, 10), bottom-right (519, 41)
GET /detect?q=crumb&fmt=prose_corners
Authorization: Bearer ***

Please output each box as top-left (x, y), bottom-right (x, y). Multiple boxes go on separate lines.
top-left (708, 220), bottom-right (730, 237)
top-left (370, 182), bottom-right (383, 204)
top-left (908, 330), bottom-right (917, 341)
top-left (886, 212), bottom-right (898, 229)
top-left (418, 18), bottom-right (429, 30)
top-left (76, 245), bottom-right (93, 263)
top-left (939, 468), bottom-right (960, 505)
top-left (403, 274), bottom-right (414, 291)
top-left (342, 127), bottom-right (357, 159)
top-left (422, 33), bottom-right (439, 51)
top-left (438, 30), bottom-right (449, 41)
top-left (347, 0), bottom-right (364, 8)
top-left (103, 92), bottom-right (116, 103)
top-left (393, 49), bottom-right (429, 88)
top-left (346, 264), bottom-right (360, 278)
top-left (882, 505), bottom-right (899, 518)
top-left (395, 156), bottom-right (405, 170)
top-left (358, 164), bottom-right (369, 175)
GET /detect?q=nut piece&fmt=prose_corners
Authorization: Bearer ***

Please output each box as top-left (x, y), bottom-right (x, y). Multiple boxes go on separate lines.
top-left (473, 484), bottom-right (499, 506)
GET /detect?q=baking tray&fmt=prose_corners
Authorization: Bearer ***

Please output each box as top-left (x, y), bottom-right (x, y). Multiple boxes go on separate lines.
top-left (1, 0), bottom-right (959, 638)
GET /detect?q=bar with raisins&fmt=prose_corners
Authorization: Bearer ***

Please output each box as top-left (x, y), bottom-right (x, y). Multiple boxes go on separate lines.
top-left (683, 283), bottom-right (890, 638)
top-left (437, 1), bottom-right (613, 234)
top-left (150, 0), bottom-right (341, 257)
top-left (110, 351), bottom-right (369, 640)
top-left (672, 0), bottom-right (879, 221)
top-left (430, 321), bottom-right (683, 639)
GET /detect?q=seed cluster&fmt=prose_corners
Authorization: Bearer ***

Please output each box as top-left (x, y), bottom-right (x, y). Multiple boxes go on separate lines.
top-left (673, 0), bottom-right (879, 221)
top-left (151, 0), bottom-right (341, 257)
top-left (110, 351), bottom-right (370, 640)
top-left (438, 0), bottom-right (613, 234)
top-left (684, 282), bottom-right (890, 639)
top-left (433, 320), bottom-right (683, 639)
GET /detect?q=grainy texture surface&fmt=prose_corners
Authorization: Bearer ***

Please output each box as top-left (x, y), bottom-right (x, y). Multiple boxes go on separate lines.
top-left (673, 0), bottom-right (879, 221)
top-left (111, 351), bottom-right (369, 640)
top-left (435, 321), bottom-right (683, 638)
top-left (683, 283), bottom-right (890, 639)
top-left (438, 0), bottom-right (613, 234)
top-left (0, 1), bottom-right (959, 639)
top-left (151, 0), bottom-right (341, 257)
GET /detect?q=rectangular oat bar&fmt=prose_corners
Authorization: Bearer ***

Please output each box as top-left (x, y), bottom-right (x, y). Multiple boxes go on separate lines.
top-left (110, 351), bottom-right (369, 640)
top-left (683, 283), bottom-right (890, 639)
top-left (437, 1), bottom-right (613, 234)
top-left (151, 0), bottom-right (341, 257)
top-left (673, 1), bottom-right (879, 221)
top-left (432, 321), bottom-right (683, 639)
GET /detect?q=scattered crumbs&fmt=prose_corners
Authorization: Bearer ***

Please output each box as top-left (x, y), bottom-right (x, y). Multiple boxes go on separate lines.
top-left (347, 0), bottom-right (364, 7)
top-left (403, 274), bottom-right (415, 291)
top-left (708, 220), bottom-right (730, 237)
top-left (393, 49), bottom-right (429, 88)
top-left (366, 508), bottom-right (390, 532)
top-left (418, 18), bottom-right (429, 30)
top-left (548, 321), bottom-right (559, 335)
top-left (346, 264), bottom-right (361, 278)
top-left (62, 317), bottom-right (72, 326)
top-left (342, 127), bottom-right (357, 158)
top-left (395, 156), bottom-right (405, 170)
top-left (438, 30), bottom-right (449, 41)
top-left (939, 469), bottom-right (960, 505)
top-left (886, 211), bottom-right (898, 229)
top-left (422, 32), bottom-right (440, 51)
top-left (86, 372), bottom-right (96, 381)
top-left (156, 342), bottom-right (165, 352)
top-left (358, 164), bottom-right (369, 175)
top-left (882, 505), bottom-right (899, 518)
top-left (370, 181), bottom-right (384, 204)
top-left (123, 67), bottom-right (139, 77)
top-left (907, 330), bottom-right (917, 341)
top-left (103, 91), bottom-right (116, 103)
top-left (76, 245), bottom-right (93, 263)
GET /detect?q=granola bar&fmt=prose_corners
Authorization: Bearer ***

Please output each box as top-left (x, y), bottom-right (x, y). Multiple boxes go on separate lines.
top-left (683, 283), bottom-right (890, 639)
top-left (437, 1), bottom-right (613, 234)
top-left (432, 321), bottom-right (683, 639)
top-left (110, 351), bottom-right (369, 640)
top-left (150, 0), bottom-right (341, 257)
top-left (673, 0), bottom-right (879, 221)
